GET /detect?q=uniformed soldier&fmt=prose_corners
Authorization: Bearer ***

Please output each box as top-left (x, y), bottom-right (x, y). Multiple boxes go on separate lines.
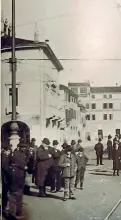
top-left (1, 144), bottom-right (11, 212)
top-left (8, 142), bottom-right (27, 218)
top-left (94, 138), bottom-right (104, 166)
top-left (107, 135), bottom-right (113, 160)
top-left (35, 138), bottom-right (54, 197)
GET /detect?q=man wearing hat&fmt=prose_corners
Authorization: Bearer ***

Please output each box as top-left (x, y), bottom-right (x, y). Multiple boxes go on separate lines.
top-left (107, 135), bottom-right (113, 160)
top-left (35, 138), bottom-right (54, 197)
top-left (59, 145), bottom-right (77, 201)
top-left (76, 139), bottom-right (84, 152)
top-left (8, 142), bottom-right (28, 218)
top-left (50, 140), bottom-right (62, 192)
top-left (94, 138), bottom-right (104, 166)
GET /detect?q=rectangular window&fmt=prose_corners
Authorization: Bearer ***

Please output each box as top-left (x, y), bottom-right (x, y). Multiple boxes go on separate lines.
top-left (103, 103), bottom-right (107, 109)
top-left (103, 114), bottom-right (107, 120)
top-left (109, 103), bottom-right (113, 109)
top-left (86, 114), bottom-right (90, 120)
top-left (103, 94), bottom-right (107, 98)
top-left (109, 94), bottom-right (112, 98)
top-left (80, 87), bottom-right (87, 94)
top-left (92, 94), bottom-right (95, 99)
top-left (109, 114), bottom-right (113, 120)
top-left (92, 103), bottom-right (96, 109)
top-left (9, 87), bottom-right (18, 106)
top-left (86, 103), bottom-right (89, 109)
top-left (92, 114), bottom-right (96, 120)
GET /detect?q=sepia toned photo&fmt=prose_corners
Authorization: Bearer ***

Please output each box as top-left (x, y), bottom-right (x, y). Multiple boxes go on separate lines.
top-left (1, 0), bottom-right (121, 219)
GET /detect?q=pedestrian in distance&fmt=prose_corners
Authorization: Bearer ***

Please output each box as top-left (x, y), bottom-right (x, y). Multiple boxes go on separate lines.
top-left (76, 139), bottom-right (84, 152)
top-left (107, 135), bottom-right (113, 160)
top-left (112, 141), bottom-right (121, 176)
top-left (35, 138), bottom-right (54, 197)
top-left (59, 145), bottom-right (77, 201)
top-left (94, 138), bottom-right (104, 166)
top-left (50, 140), bottom-right (62, 193)
top-left (75, 148), bottom-right (88, 190)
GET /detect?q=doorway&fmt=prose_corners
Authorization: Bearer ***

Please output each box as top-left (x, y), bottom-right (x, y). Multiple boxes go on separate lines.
top-left (98, 129), bottom-right (103, 139)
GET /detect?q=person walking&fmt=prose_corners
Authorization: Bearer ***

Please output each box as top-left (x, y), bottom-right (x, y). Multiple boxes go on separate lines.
top-left (35, 138), bottom-right (54, 197)
top-left (112, 141), bottom-right (121, 176)
top-left (94, 138), bottom-right (104, 166)
top-left (8, 142), bottom-right (28, 218)
top-left (107, 135), bottom-right (113, 160)
top-left (75, 148), bottom-right (88, 190)
top-left (59, 145), bottom-right (77, 201)
top-left (50, 140), bottom-right (62, 193)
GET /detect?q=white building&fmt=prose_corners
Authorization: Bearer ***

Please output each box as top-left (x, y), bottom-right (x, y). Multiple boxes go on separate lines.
top-left (1, 33), bottom-right (65, 145)
top-left (68, 82), bottom-right (121, 141)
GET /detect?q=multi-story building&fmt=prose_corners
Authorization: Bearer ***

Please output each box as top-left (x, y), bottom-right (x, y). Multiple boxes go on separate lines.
top-left (59, 85), bottom-right (86, 143)
top-left (1, 23), bottom-right (64, 145)
top-left (68, 82), bottom-right (121, 141)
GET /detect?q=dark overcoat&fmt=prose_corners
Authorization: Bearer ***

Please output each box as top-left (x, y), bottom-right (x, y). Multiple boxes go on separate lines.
top-left (35, 145), bottom-right (54, 186)
top-left (59, 153), bottom-right (77, 178)
top-left (76, 154), bottom-right (89, 171)
top-left (112, 148), bottom-right (121, 170)
top-left (8, 149), bottom-right (27, 192)
top-left (94, 143), bottom-right (104, 155)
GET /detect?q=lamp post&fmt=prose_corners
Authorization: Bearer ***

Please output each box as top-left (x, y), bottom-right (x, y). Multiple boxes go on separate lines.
top-left (9, 0), bottom-right (20, 148)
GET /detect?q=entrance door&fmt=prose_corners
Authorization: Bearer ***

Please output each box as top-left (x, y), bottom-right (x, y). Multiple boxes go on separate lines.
top-left (98, 129), bottom-right (103, 139)
top-left (116, 129), bottom-right (120, 136)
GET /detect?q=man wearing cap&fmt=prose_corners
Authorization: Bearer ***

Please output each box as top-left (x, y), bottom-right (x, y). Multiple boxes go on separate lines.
top-left (35, 138), bottom-right (54, 197)
top-left (50, 140), bottom-right (62, 192)
top-left (107, 135), bottom-right (113, 160)
top-left (94, 138), bottom-right (104, 166)
top-left (59, 145), bottom-right (77, 201)
top-left (8, 142), bottom-right (28, 218)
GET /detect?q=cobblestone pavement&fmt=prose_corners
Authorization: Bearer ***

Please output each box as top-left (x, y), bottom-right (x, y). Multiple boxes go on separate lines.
top-left (24, 149), bottom-right (121, 220)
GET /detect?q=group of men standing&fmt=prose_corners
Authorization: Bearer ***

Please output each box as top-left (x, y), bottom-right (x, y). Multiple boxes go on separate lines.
top-left (94, 134), bottom-right (121, 176)
top-left (1, 137), bottom-right (89, 218)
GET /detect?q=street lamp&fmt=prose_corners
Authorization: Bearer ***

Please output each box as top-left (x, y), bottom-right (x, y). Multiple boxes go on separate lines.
top-left (9, 0), bottom-right (20, 148)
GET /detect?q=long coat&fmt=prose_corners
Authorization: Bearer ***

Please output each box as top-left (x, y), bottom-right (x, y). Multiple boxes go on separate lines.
top-left (8, 149), bottom-right (27, 192)
top-left (51, 148), bottom-right (61, 171)
top-left (35, 145), bottom-right (54, 186)
top-left (59, 153), bottom-right (77, 178)
top-left (112, 148), bottom-right (121, 170)
top-left (1, 149), bottom-right (11, 185)
top-left (94, 143), bottom-right (104, 155)
top-left (76, 154), bottom-right (89, 171)
top-left (26, 148), bottom-right (36, 174)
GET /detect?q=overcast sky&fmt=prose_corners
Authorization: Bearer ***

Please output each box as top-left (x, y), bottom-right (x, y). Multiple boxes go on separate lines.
top-left (2, 0), bottom-right (121, 86)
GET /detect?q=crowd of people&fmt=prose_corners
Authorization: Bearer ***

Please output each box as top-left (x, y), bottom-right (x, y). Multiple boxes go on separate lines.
top-left (1, 134), bottom-right (121, 219)
top-left (94, 134), bottom-right (121, 176)
top-left (1, 138), bottom-right (88, 219)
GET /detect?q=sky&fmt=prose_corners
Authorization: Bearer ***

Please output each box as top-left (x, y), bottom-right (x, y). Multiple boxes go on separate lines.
top-left (2, 0), bottom-right (121, 86)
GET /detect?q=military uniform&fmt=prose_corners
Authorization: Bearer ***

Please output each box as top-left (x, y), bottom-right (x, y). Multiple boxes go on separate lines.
top-left (8, 144), bottom-right (27, 217)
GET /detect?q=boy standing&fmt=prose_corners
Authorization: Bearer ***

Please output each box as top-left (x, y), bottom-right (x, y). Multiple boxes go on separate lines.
top-left (75, 148), bottom-right (88, 190)
top-left (59, 145), bottom-right (77, 201)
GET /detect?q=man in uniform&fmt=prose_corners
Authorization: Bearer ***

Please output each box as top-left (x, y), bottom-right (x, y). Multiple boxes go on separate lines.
top-left (94, 138), bottom-right (104, 166)
top-left (8, 142), bottom-right (27, 218)
top-left (35, 138), bottom-right (54, 197)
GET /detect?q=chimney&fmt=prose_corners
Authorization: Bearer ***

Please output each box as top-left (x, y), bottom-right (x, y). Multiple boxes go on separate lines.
top-left (8, 23), bottom-right (12, 36)
top-left (34, 23), bottom-right (39, 43)
top-left (4, 18), bottom-right (8, 36)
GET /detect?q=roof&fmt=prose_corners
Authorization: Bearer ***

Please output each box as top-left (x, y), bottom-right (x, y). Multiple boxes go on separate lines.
top-left (90, 87), bottom-right (121, 93)
top-left (1, 36), bottom-right (63, 72)
top-left (68, 82), bottom-right (90, 87)
top-left (59, 84), bottom-right (78, 98)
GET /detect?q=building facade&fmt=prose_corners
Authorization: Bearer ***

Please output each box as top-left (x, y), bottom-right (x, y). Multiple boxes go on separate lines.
top-left (1, 32), bottom-right (64, 145)
top-left (68, 82), bottom-right (121, 141)
top-left (59, 85), bottom-right (86, 143)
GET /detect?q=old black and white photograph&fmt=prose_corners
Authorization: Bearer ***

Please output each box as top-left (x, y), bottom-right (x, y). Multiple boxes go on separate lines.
top-left (1, 0), bottom-right (121, 219)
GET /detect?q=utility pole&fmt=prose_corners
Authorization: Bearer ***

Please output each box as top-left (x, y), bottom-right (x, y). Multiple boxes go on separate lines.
top-left (11, 0), bottom-right (16, 120)
top-left (9, 0), bottom-right (20, 148)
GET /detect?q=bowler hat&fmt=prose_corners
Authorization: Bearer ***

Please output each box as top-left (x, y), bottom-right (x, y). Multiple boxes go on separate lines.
top-left (42, 138), bottom-right (50, 145)
top-left (98, 138), bottom-right (102, 142)
top-left (31, 138), bottom-right (36, 142)
top-left (71, 140), bottom-right (76, 145)
top-left (108, 135), bottom-right (112, 139)
top-left (65, 145), bottom-right (72, 152)
top-left (53, 140), bottom-right (59, 146)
